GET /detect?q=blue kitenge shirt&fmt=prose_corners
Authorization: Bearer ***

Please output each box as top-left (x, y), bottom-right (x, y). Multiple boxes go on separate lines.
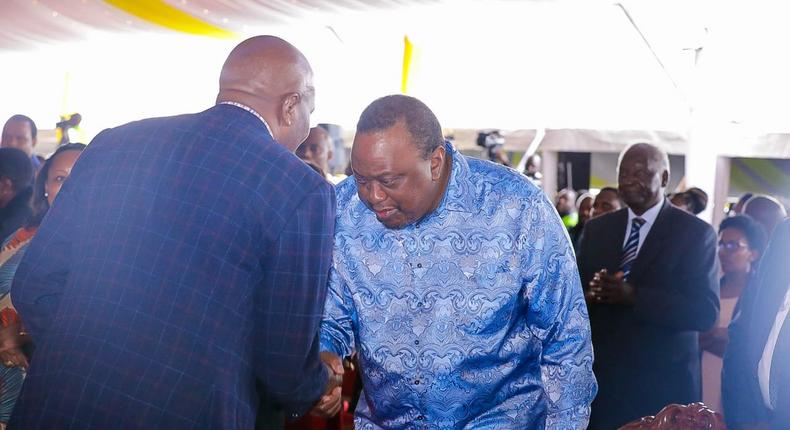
top-left (320, 143), bottom-right (597, 429)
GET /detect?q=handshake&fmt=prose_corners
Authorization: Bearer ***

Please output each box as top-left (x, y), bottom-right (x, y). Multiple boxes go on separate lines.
top-left (310, 351), bottom-right (345, 418)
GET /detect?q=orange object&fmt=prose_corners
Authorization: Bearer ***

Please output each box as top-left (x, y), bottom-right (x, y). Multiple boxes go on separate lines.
top-left (0, 308), bottom-right (19, 328)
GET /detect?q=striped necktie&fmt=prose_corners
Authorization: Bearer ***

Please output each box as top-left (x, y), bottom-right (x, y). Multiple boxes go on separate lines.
top-left (620, 217), bottom-right (646, 280)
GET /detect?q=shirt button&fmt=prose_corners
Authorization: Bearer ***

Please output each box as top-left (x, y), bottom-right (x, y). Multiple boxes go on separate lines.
top-left (414, 379), bottom-right (420, 385)
top-left (417, 415), bottom-right (424, 420)
top-left (417, 263), bottom-right (423, 268)
top-left (414, 340), bottom-right (420, 345)
top-left (416, 302), bottom-right (423, 308)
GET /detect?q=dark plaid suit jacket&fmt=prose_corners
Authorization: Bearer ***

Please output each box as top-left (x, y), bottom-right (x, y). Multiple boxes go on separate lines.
top-left (9, 104), bottom-right (335, 429)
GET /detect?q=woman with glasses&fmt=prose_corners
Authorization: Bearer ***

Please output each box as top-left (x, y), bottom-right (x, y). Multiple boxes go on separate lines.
top-left (701, 215), bottom-right (767, 414)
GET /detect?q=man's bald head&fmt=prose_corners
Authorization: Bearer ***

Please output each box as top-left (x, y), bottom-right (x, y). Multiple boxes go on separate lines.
top-left (619, 143), bottom-right (670, 175)
top-left (743, 195), bottom-right (787, 235)
top-left (217, 36), bottom-right (315, 152)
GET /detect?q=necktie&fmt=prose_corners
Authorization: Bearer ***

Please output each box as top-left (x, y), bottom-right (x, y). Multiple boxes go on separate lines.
top-left (769, 310), bottom-right (790, 408)
top-left (620, 217), bottom-right (646, 280)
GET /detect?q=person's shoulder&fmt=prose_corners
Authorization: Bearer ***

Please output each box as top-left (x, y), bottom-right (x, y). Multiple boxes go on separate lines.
top-left (107, 111), bottom-right (198, 134)
top-left (333, 175), bottom-right (359, 212)
top-left (101, 105), bottom-right (257, 139)
top-left (664, 203), bottom-right (714, 234)
top-left (465, 155), bottom-right (542, 200)
top-left (585, 207), bottom-right (627, 232)
top-left (774, 217), bottom-right (790, 239)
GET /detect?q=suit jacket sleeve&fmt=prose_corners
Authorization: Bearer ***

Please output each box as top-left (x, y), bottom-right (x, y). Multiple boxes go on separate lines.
top-left (255, 180), bottom-right (335, 418)
top-left (9, 131), bottom-right (103, 338)
top-left (722, 280), bottom-right (771, 427)
top-left (632, 221), bottom-right (720, 331)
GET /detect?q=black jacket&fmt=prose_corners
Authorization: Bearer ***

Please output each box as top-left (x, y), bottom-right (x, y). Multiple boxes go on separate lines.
top-left (723, 218), bottom-right (790, 429)
top-left (0, 187), bottom-right (32, 243)
top-left (577, 201), bottom-right (720, 429)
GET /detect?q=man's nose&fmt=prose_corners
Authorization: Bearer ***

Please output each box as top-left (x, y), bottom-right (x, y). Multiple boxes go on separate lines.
top-left (368, 182), bottom-right (386, 204)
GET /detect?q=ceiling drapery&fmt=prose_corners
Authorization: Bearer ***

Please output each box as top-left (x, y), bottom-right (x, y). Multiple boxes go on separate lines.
top-left (0, 0), bottom-right (434, 50)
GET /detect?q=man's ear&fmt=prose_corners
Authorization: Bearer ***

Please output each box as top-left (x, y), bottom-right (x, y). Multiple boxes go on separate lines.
top-left (661, 170), bottom-right (669, 188)
top-left (280, 92), bottom-right (301, 127)
top-left (430, 145), bottom-right (446, 181)
top-left (0, 177), bottom-right (12, 197)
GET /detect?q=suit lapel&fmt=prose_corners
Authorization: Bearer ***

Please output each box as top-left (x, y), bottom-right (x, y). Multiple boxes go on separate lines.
top-left (629, 200), bottom-right (671, 278)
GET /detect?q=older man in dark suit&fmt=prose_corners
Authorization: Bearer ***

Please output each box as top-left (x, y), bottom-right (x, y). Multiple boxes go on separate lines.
top-left (723, 218), bottom-right (790, 429)
top-left (577, 143), bottom-right (720, 429)
top-left (10, 36), bottom-right (339, 429)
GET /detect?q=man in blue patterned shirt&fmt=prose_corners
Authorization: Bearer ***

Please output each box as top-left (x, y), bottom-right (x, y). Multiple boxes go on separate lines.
top-left (317, 95), bottom-right (596, 429)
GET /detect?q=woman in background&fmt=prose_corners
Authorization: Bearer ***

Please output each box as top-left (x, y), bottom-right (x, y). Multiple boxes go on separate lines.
top-left (0, 143), bottom-right (85, 428)
top-left (700, 215), bottom-right (766, 414)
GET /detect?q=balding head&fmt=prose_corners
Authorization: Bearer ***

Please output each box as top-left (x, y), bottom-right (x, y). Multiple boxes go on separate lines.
top-left (743, 195), bottom-right (787, 235)
top-left (618, 143), bottom-right (670, 215)
top-left (217, 36), bottom-right (315, 152)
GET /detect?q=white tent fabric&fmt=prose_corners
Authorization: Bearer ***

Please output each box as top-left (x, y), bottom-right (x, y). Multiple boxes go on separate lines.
top-left (0, 1), bottom-right (788, 145)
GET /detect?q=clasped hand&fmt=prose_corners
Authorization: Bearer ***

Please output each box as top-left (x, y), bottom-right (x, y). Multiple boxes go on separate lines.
top-left (0, 323), bottom-right (28, 369)
top-left (585, 269), bottom-right (636, 306)
top-left (310, 351), bottom-right (344, 418)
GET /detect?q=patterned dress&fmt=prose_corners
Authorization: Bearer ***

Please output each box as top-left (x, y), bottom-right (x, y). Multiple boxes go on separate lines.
top-left (321, 143), bottom-right (597, 429)
top-left (0, 227), bottom-right (35, 424)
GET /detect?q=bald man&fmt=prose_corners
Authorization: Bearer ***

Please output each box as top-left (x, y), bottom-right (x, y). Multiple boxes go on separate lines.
top-left (577, 143), bottom-right (720, 429)
top-left (743, 194), bottom-right (787, 236)
top-left (10, 36), bottom-right (338, 429)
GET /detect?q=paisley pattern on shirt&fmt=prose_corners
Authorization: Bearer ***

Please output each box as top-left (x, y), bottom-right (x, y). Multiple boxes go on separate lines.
top-left (321, 143), bottom-right (596, 429)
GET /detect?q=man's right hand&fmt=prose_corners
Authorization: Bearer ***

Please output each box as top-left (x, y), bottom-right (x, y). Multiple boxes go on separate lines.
top-left (310, 351), bottom-right (344, 418)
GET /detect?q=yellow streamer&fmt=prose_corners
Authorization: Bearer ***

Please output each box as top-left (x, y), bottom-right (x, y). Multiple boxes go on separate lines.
top-left (401, 35), bottom-right (413, 94)
top-left (104, 0), bottom-right (236, 39)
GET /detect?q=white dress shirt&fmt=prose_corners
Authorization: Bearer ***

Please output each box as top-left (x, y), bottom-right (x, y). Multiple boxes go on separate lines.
top-left (759, 284), bottom-right (790, 409)
top-left (623, 196), bottom-right (664, 256)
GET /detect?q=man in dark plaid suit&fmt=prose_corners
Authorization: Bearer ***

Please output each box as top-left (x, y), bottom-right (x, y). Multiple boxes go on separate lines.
top-left (9, 36), bottom-right (337, 429)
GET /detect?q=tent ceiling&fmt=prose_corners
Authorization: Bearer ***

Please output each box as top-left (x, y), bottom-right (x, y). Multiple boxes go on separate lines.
top-left (0, 0), bottom-right (437, 51)
top-left (1, 1), bottom-right (789, 148)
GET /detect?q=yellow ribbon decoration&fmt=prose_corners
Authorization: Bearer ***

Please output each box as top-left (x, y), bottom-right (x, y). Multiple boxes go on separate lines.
top-left (401, 35), bottom-right (414, 94)
top-left (104, 0), bottom-right (237, 39)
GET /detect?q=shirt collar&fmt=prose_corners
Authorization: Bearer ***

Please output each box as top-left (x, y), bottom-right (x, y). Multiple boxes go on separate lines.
top-left (429, 141), bottom-right (476, 216)
top-left (219, 101), bottom-right (273, 137)
top-left (627, 195), bottom-right (664, 227)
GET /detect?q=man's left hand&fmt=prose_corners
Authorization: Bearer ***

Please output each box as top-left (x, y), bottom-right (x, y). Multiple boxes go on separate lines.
top-left (309, 352), bottom-right (344, 418)
top-left (587, 270), bottom-right (636, 305)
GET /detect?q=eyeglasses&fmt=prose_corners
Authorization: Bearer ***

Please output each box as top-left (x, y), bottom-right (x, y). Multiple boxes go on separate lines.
top-left (718, 241), bottom-right (749, 252)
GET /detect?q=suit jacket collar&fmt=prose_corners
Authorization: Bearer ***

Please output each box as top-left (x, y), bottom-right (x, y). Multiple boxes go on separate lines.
top-left (213, 103), bottom-right (273, 141)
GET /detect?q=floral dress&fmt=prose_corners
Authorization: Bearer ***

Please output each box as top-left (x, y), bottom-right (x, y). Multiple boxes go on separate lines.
top-left (0, 227), bottom-right (36, 424)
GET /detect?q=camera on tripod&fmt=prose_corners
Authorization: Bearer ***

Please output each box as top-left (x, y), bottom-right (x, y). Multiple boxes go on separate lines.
top-left (476, 130), bottom-right (509, 166)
